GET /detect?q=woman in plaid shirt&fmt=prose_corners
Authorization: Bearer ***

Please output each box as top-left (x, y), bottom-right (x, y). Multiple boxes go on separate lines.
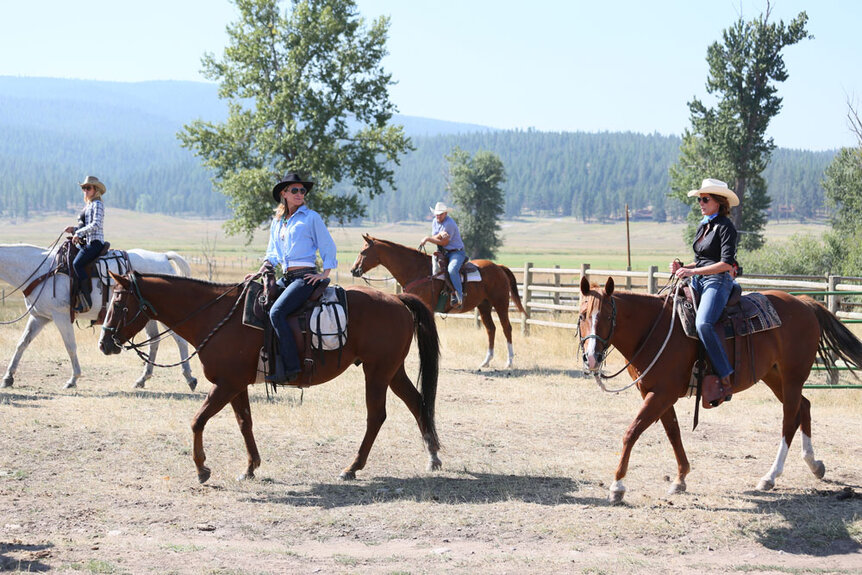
top-left (63, 176), bottom-right (107, 311)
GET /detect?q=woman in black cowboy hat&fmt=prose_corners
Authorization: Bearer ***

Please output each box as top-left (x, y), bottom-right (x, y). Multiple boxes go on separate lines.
top-left (248, 172), bottom-right (337, 383)
top-left (63, 176), bottom-right (107, 312)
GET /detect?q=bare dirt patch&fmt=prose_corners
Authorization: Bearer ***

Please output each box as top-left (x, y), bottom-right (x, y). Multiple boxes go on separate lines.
top-left (1, 311), bottom-right (860, 574)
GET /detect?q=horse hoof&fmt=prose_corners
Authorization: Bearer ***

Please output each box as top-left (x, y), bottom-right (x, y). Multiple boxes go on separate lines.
top-left (187, 377), bottom-right (198, 392)
top-left (756, 478), bottom-right (775, 491)
top-left (609, 490), bottom-right (625, 504)
top-left (63, 380), bottom-right (77, 389)
top-left (133, 379), bottom-right (146, 389)
top-left (1, 376), bottom-right (12, 388)
top-left (339, 470), bottom-right (356, 481)
top-left (427, 457), bottom-right (442, 472)
top-left (198, 467), bottom-right (212, 484)
top-left (237, 471), bottom-right (255, 481)
top-left (813, 460), bottom-right (826, 480)
top-left (667, 481), bottom-right (687, 495)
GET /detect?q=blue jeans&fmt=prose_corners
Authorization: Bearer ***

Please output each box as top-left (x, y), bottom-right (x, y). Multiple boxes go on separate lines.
top-left (446, 249), bottom-right (467, 301)
top-left (72, 240), bottom-right (104, 295)
top-left (270, 273), bottom-right (316, 373)
top-left (691, 272), bottom-right (735, 378)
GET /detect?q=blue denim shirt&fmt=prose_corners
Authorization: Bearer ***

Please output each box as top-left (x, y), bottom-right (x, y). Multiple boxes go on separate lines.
top-left (265, 205), bottom-right (337, 270)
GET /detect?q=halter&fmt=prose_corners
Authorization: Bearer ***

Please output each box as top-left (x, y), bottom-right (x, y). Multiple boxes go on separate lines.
top-left (578, 295), bottom-right (617, 369)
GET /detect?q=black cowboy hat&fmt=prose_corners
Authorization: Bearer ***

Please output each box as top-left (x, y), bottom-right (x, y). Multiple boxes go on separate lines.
top-left (272, 172), bottom-right (314, 203)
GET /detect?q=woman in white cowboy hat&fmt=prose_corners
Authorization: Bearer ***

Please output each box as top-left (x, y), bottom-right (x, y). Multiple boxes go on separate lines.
top-left (420, 201), bottom-right (467, 309)
top-left (670, 178), bottom-right (740, 407)
top-left (63, 176), bottom-right (107, 312)
top-left (245, 171), bottom-right (337, 384)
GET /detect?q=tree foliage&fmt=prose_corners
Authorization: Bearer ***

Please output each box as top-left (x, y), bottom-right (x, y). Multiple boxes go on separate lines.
top-left (669, 5), bottom-right (810, 250)
top-left (178, 0), bottom-right (411, 238)
top-left (446, 147), bottom-right (506, 260)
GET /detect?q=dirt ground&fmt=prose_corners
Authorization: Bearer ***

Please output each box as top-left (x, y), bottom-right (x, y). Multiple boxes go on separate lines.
top-left (1, 318), bottom-right (860, 574)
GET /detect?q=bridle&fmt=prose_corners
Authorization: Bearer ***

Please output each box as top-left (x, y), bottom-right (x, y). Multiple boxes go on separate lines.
top-left (352, 248), bottom-right (395, 285)
top-left (579, 281), bottom-right (682, 393)
top-left (102, 274), bottom-right (251, 368)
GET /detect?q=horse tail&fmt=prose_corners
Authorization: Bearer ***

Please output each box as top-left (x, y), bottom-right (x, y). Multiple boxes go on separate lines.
top-left (501, 265), bottom-right (527, 314)
top-left (802, 295), bottom-right (862, 380)
top-left (165, 252), bottom-right (192, 277)
top-left (397, 292), bottom-right (440, 446)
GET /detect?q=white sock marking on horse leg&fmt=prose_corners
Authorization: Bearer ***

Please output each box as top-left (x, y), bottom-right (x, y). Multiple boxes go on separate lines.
top-left (801, 432), bottom-right (817, 472)
top-left (763, 438), bottom-right (790, 485)
top-left (479, 349), bottom-right (493, 368)
top-left (505, 343), bottom-right (514, 368)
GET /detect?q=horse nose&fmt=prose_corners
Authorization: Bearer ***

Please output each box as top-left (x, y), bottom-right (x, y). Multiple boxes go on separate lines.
top-left (350, 267), bottom-right (362, 278)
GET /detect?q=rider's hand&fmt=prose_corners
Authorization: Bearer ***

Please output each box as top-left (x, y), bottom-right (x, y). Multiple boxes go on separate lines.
top-left (670, 260), bottom-right (682, 273)
top-left (64, 226), bottom-right (76, 234)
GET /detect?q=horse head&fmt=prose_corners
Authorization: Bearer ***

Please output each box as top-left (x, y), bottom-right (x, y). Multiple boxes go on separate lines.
top-left (578, 276), bottom-right (616, 373)
top-left (350, 234), bottom-right (381, 277)
top-left (98, 271), bottom-right (154, 355)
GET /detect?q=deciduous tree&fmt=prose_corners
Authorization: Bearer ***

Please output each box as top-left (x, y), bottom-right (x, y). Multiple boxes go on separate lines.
top-left (446, 148), bottom-right (506, 260)
top-left (179, 0), bottom-right (411, 237)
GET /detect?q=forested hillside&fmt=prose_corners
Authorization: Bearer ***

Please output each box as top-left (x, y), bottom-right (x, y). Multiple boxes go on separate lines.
top-left (0, 77), bottom-right (836, 223)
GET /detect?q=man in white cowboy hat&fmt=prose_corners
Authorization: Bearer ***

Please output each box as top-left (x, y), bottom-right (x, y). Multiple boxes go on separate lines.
top-left (420, 201), bottom-right (467, 308)
top-left (63, 176), bottom-right (108, 312)
top-left (670, 178), bottom-right (740, 408)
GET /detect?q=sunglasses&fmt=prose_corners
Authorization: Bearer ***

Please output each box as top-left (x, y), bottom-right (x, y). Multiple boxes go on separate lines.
top-left (696, 196), bottom-right (712, 204)
top-left (81, 185), bottom-right (94, 191)
top-left (287, 187), bottom-right (307, 195)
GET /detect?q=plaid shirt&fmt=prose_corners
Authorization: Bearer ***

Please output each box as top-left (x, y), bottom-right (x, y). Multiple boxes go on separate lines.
top-left (75, 199), bottom-right (105, 244)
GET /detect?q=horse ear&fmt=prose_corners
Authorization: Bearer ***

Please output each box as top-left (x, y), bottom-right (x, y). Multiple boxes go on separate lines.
top-left (109, 271), bottom-right (130, 288)
top-left (580, 275), bottom-right (591, 296)
top-left (605, 277), bottom-right (615, 296)
top-left (362, 234), bottom-right (373, 244)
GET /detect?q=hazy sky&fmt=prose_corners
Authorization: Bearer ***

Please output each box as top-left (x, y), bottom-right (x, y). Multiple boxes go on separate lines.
top-left (1, 0), bottom-right (859, 151)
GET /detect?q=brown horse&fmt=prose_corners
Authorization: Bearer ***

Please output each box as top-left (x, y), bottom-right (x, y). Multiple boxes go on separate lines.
top-left (350, 235), bottom-right (525, 368)
top-left (578, 276), bottom-right (862, 503)
top-left (98, 271), bottom-right (441, 483)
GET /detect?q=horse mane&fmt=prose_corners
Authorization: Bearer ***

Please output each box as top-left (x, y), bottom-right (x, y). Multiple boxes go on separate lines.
top-left (369, 237), bottom-right (430, 260)
top-left (137, 272), bottom-right (239, 290)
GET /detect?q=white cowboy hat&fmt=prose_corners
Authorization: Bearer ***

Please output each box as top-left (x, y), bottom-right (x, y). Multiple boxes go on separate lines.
top-left (79, 176), bottom-right (106, 196)
top-left (429, 201), bottom-right (452, 215)
top-left (687, 178), bottom-right (739, 207)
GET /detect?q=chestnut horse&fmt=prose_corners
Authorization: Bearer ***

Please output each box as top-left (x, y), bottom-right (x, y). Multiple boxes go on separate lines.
top-left (99, 271), bottom-right (441, 483)
top-left (578, 276), bottom-right (862, 503)
top-left (350, 235), bottom-right (525, 368)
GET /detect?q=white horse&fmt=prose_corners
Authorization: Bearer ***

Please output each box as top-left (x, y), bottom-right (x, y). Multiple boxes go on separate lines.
top-left (0, 243), bottom-right (198, 390)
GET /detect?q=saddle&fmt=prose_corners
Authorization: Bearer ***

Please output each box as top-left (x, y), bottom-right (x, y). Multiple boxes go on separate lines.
top-left (430, 251), bottom-right (481, 312)
top-left (242, 276), bottom-right (349, 387)
top-left (674, 282), bottom-right (782, 412)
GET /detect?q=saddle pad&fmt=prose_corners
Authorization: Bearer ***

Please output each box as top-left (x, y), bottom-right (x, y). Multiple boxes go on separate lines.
top-left (676, 292), bottom-right (782, 340)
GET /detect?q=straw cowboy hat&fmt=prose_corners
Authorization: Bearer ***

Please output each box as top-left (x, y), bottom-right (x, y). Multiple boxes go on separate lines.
top-left (79, 176), bottom-right (106, 196)
top-left (429, 201), bottom-right (453, 215)
top-left (272, 171), bottom-right (314, 203)
top-left (687, 178), bottom-right (739, 207)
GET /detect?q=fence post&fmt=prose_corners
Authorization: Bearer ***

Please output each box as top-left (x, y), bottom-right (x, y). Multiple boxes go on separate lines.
top-left (827, 275), bottom-right (838, 314)
top-left (553, 264), bottom-right (561, 317)
top-left (626, 264), bottom-right (632, 290)
top-left (648, 266), bottom-right (658, 294)
top-left (522, 262), bottom-right (532, 336)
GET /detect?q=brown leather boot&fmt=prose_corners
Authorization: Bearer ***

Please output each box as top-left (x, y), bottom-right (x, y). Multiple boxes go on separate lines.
top-left (719, 375), bottom-right (733, 403)
top-left (702, 374), bottom-right (732, 409)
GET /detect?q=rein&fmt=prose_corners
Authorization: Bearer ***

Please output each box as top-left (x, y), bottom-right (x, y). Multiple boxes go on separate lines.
top-left (584, 280), bottom-right (682, 394)
top-left (104, 275), bottom-right (254, 368)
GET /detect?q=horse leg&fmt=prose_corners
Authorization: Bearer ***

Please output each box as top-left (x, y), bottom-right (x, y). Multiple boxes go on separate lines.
top-left (133, 321), bottom-right (160, 389)
top-left (797, 396), bottom-right (826, 480)
top-left (492, 299), bottom-right (516, 369)
top-left (51, 311), bottom-right (82, 389)
top-left (610, 390), bottom-right (673, 503)
top-left (388, 364), bottom-right (442, 471)
top-left (190, 383), bottom-right (240, 483)
top-left (229, 389), bottom-right (261, 480)
top-left (340, 364), bottom-right (391, 480)
top-left (2, 315), bottom-right (49, 388)
top-left (170, 332), bottom-right (198, 391)
top-left (476, 300), bottom-right (496, 368)
top-left (658, 405), bottom-right (690, 495)
top-left (757, 380), bottom-right (804, 491)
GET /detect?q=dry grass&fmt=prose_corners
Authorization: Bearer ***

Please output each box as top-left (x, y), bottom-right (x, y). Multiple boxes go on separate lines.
top-left (0, 312), bottom-right (860, 574)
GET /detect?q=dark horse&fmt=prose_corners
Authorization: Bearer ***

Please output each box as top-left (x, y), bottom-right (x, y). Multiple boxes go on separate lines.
top-left (350, 235), bottom-right (526, 368)
top-left (99, 271), bottom-right (441, 483)
top-left (579, 276), bottom-right (862, 503)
